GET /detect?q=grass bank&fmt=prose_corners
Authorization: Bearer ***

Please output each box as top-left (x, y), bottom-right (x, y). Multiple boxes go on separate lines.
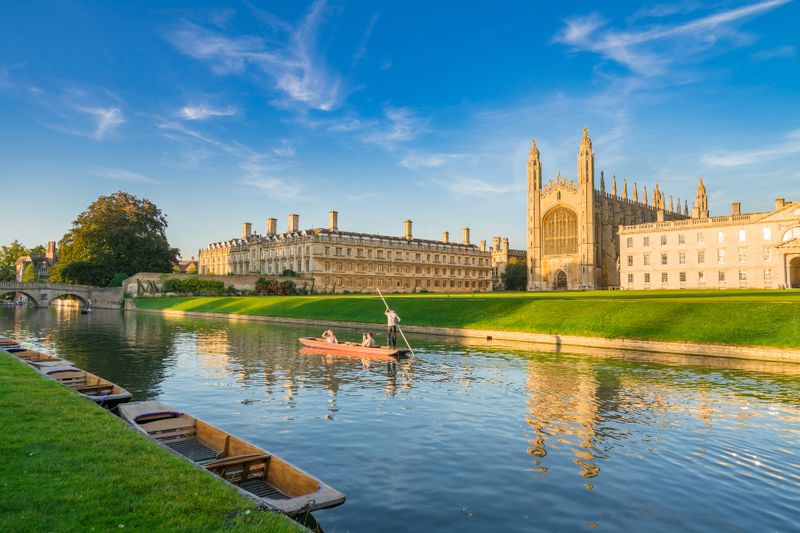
top-left (135, 290), bottom-right (800, 348)
top-left (0, 354), bottom-right (303, 532)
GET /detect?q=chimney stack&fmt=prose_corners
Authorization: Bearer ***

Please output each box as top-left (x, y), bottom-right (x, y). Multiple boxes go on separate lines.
top-left (241, 222), bottom-right (252, 239)
top-left (492, 236), bottom-right (501, 251)
top-left (288, 214), bottom-right (299, 233)
top-left (479, 240), bottom-right (486, 252)
top-left (442, 231), bottom-right (449, 243)
top-left (328, 210), bottom-right (338, 231)
top-left (266, 218), bottom-right (277, 236)
top-left (776, 198), bottom-right (785, 210)
top-left (502, 237), bottom-right (509, 253)
top-left (46, 241), bottom-right (56, 261)
top-left (462, 227), bottom-right (470, 245)
top-left (732, 202), bottom-right (741, 216)
top-left (403, 219), bottom-right (413, 240)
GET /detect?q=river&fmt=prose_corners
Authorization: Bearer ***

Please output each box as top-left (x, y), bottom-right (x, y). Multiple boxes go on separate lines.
top-left (2, 306), bottom-right (799, 532)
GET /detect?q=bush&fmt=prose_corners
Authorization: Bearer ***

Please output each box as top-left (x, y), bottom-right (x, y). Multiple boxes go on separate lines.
top-left (108, 272), bottom-right (129, 287)
top-left (160, 277), bottom-right (225, 296)
top-left (255, 277), bottom-right (297, 295)
top-left (281, 269), bottom-right (298, 277)
top-left (21, 263), bottom-right (38, 283)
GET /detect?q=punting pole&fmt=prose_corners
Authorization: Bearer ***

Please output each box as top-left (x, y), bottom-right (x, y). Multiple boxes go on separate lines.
top-left (376, 288), bottom-right (416, 358)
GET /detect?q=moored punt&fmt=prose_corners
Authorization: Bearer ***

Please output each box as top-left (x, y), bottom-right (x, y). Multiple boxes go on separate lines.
top-left (119, 401), bottom-right (346, 515)
top-left (10, 348), bottom-right (73, 368)
top-left (39, 365), bottom-right (132, 409)
top-left (299, 337), bottom-right (410, 358)
top-left (0, 336), bottom-right (21, 349)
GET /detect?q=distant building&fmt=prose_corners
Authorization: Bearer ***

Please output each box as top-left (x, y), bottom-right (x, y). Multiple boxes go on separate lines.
top-left (15, 241), bottom-right (57, 282)
top-left (174, 256), bottom-right (198, 274)
top-left (490, 236), bottom-right (527, 290)
top-left (619, 197), bottom-right (800, 289)
top-left (198, 211), bottom-right (493, 293)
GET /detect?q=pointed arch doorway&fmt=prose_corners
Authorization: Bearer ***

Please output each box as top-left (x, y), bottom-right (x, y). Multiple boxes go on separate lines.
top-left (554, 270), bottom-right (568, 291)
top-left (790, 257), bottom-right (800, 288)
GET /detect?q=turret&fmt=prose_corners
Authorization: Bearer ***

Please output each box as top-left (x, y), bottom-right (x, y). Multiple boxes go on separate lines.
top-left (578, 128), bottom-right (594, 188)
top-left (692, 177), bottom-right (709, 219)
top-left (528, 138), bottom-right (542, 190)
top-left (623, 178), bottom-right (628, 199)
top-left (611, 175), bottom-right (617, 196)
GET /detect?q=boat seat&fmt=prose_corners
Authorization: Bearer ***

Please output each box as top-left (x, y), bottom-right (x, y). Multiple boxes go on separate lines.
top-left (206, 454), bottom-right (270, 485)
top-left (76, 384), bottom-right (115, 394)
top-left (142, 417), bottom-right (199, 445)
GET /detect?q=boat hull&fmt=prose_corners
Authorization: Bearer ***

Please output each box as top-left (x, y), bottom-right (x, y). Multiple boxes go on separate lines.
top-left (299, 337), bottom-right (409, 357)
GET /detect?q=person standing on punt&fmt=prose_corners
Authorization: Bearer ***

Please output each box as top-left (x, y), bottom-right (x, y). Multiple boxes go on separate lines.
top-left (384, 309), bottom-right (400, 348)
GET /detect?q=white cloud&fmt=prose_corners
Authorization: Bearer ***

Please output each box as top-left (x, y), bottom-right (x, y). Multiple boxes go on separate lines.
top-left (431, 177), bottom-right (517, 196)
top-left (701, 129), bottom-right (800, 167)
top-left (179, 104), bottom-right (237, 120)
top-left (400, 151), bottom-right (468, 169)
top-left (79, 106), bottom-right (125, 139)
top-left (750, 45), bottom-right (796, 61)
top-left (166, 0), bottom-right (343, 111)
top-left (362, 107), bottom-right (427, 146)
top-left (92, 167), bottom-right (159, 184)
top-left (554, 0), bottom-right (791, 76)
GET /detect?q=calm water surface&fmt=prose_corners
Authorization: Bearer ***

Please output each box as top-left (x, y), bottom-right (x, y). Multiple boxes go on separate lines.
top-left (3, 307), bottom-right (799, 532)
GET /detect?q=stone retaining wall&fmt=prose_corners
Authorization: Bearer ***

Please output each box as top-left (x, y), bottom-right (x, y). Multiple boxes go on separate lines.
top-left (122, 272), bottom-right (315, 296)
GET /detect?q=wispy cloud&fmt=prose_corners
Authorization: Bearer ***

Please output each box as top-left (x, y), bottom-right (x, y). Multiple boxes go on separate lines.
top-left (701, 129), bottom-right (800, 167)
top-left (240, 157), bottom-right (300, 200)
top-left (400, 151), bottom-right (468, 169)
top-left (362, 107), bottom-right (427, 146)
top-left (430, 177), bottom-right (518, 196)
top-left (92, 167), bottom-right (159, 184)
top-left (179, 104), bottom-right (237, 120)
top-left (352, 13), bottom-right (380, 67)
top-left (750, 44), bottom-right (796, 62)
top-left (79, 106), bottom-right (125, 138)
top-left (166, 0), bottom-right (343, 111)
top-left (554, 0), bottom-right (791, 76)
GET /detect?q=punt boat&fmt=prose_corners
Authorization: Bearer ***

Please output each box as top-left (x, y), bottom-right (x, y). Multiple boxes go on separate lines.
top-left (119, 401), bottom-right (346, 515)
top-left (10, 348), bottom-right (73, 368)
top-left (0, 336), bottom-right (20, 349)
top-left (39, 365), bottom-right (132, 409)
top-left (299, 337), bottom-right (409, 357)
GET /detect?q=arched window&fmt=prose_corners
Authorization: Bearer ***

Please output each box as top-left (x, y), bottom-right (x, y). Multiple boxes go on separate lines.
top-left (782, 226), bottom-right (800, 241)
top-left (543, 206), bottom-right (578, 255)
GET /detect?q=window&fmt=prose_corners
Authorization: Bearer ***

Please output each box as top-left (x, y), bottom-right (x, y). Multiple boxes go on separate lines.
top-left (698, 271), bottom-right (705, 282)
top-left (763, 227), bottom-right (772, 240)
top-left (739, 270), bottom-right (747, 282)
top-left (719, 271), bottom-right (726, 282)
top-left (718, 249), bottom-right (726, 264)
top-left (678, 234), bottom-right (686, 245)
top-left (661, 235), bottom-right (667, 246)
top-left (643, 236), bottom-right (650, 247)
top-left (738, 247), bottom-right (747, 263)
top-left (717, 231), bottom-right (725, 244)
top-left (679, 252), bottom-right (686, 264)
top-left (626, 237), bottom-right (633, 248)
top-left (335, 247), bottom-right (342, 256)
top-left (644, 273), bottom-right (651, 283)
top-left (542, 207), bottom-right (578, 255)
top-left (661, 253), bottom-right (668, 265)
top-left (697, 232), bottom-right (705, 244)
top-left (324, 246), bottom-right (330, 256)
top-left (763, 249), bottom-right (772, 262)
top-left (680, 272), bottom-right (686, 282)
top-left (627, 273), bottom-right (633, 283)
top-left (764, 269), bottom-right (772, 281)
top-left (627, 255), bottom-right (633, 267)
top-left (698, 250), bottom-right (705, 264)
top-left (661, 272), bottom-right (668, 283)
top-left (643, 253), bottom-right (650, 266)
top-left (738, 229), bottom-right (746, 242)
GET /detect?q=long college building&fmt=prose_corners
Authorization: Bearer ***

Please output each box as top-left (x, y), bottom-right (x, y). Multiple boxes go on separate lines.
top-left (198, 212), bottom-right (493, 293)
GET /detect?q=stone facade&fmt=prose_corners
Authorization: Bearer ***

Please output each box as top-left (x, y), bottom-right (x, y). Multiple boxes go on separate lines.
top-left (199, 213), bottom-right (492, 293)
top-left (15, 241), bottom-right (57, 282)
top-left (490, 236), bottom-right (527, 290)
top-left (619, 198), bottom-right (800, 289)
top-left (527, 129), bottom-right (690, 290)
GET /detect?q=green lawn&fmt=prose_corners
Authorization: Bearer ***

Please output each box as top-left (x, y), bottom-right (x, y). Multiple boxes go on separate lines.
top-left (135, 289), bottom-right (800, 348)
top-left (0, 354), bottom-right (303, 532)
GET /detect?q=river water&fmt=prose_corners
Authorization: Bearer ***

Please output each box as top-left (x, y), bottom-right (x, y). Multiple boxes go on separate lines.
top-left (2, 307), bottom-right (799, 532)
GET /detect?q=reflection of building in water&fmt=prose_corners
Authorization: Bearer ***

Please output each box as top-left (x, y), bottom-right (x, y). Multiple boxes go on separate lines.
top-left (196, 330), bottom-right (230, 369)
top-left (525, 360), bottom-right (602, 479)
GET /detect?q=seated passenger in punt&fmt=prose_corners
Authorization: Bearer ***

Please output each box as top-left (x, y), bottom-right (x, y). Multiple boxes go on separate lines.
top-left (322, 329), bottom-right (338, 344)
top-left (361, 332), bottom-right (377, 347)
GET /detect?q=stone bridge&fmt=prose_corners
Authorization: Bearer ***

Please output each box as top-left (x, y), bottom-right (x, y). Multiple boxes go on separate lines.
top-left (0, 282), bottom-right (123, 309)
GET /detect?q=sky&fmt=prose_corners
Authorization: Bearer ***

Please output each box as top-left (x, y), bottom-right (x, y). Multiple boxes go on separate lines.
top-left (1, 0), bottom-right (799, 258)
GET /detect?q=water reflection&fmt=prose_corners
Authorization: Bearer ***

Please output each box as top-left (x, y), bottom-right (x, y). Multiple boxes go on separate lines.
top-left (2, 307), bottom-right (800, 532)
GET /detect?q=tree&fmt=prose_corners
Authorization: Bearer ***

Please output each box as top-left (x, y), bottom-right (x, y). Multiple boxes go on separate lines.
top-left (29, 244), bottom-right (47, 257)
top-left (22, 262), bottom-right (38, 283)
top-left (50, 192), bottom-right (178, 286)
top-left (501, 262), bottom-right (528, 291)
top-left (108, 272), bottom-right (129, 287)
top-left (185, 264), bottom-right (198, 275)
top-left (0, 240), bottom-right (30, 281)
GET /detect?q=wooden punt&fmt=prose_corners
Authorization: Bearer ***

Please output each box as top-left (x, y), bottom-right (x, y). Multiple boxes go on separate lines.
top-left (299, 337), bottom-right (409, 357)
top-left (0, 336), bottom-right (20, 349)
top-left (40, 365), bottom-right (132, 409)
top-left (10, 348), bottom-right (73, 368)
top-left (118, 401), bottom-right (346, 515)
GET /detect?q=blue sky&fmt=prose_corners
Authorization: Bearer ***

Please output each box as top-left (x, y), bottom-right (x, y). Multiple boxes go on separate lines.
top-left (1, 0), bottom-right (798, 257)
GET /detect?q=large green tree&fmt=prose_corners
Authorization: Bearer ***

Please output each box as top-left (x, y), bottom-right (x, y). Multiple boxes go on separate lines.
top-left (21, 263), bottom-right (38, 283)
top-left (501, 262), bottom-right (528, 291)
top-left (0, 240), bottom-right (31, 281)
top-left (50, 192), bottom-right (178, 286)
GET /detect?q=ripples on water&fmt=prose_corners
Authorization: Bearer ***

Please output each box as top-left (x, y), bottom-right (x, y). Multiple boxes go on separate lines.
top-left (2, 307), bottom-right (799, 532)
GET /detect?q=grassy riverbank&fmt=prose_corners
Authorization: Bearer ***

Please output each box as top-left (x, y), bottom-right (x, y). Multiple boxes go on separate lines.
top-left (0, 354), bottom-right (302, 532)
top-left (135, 290), bottom-right (800, 348)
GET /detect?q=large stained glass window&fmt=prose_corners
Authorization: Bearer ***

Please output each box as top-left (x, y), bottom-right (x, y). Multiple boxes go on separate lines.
top-left (543, 207), bottom-right (577, 255)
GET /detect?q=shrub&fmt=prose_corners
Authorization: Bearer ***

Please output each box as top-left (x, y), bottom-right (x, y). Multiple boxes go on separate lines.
top-left (160, 277), bottom-right (225, 296)
top-left (108, 272), bottom-right (129, 287)
top-left (21, 263), bottom-right (38, 283)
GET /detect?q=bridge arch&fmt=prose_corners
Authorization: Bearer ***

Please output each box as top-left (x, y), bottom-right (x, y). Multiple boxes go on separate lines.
top-left (49, 292), bottom-right (89, 306)
top-left (0, 289), bottom-right (39, 306)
